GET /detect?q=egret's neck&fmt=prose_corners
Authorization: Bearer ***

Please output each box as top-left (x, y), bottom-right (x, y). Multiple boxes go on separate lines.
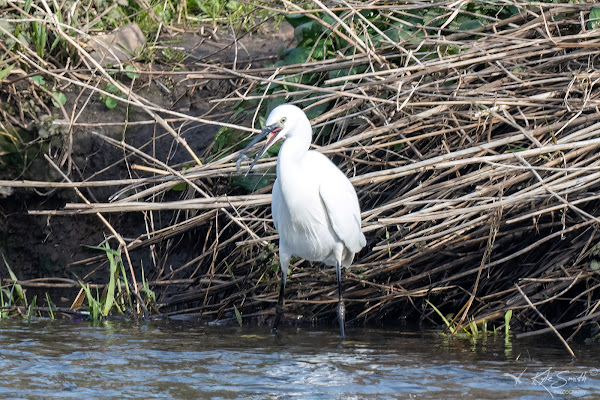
top-left (277, 129), bottom-right (311, 177)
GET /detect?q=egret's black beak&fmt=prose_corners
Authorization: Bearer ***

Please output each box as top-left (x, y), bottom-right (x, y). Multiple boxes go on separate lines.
top-left (238, 123), bottom-right (283, 175)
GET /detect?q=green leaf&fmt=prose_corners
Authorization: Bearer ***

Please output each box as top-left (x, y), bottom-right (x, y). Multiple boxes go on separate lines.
top-left (32, 75), bottom-right (45, 86)
top-left (103, 245), bottom-right (118, 316)
top-left (459, 19), bottom-right (484, 31)
top-left (303, 99), bottom-right (329, 121)
top-left (285, 13), bottom-right (313, 29)
top-left (382, 27), bottom-right (400, 43)
top-left (27, 295), bottom-right (37, 323)
top-left (294, 20), bottom-right (322, 44)
top-left (233, 305), bottom-right (242, 327)
top-left (140, 263), bottom-right (155, 303)
top-left (104, 96), bottom-right (118, 109)
top-left (282, 46), bottom-right (312, 66)
top-left (117, 256), bottom-right (131, 302)
top-left (232, 172), bottom-right (274, 192)
top-left (0, 289), bottom-right (7, 319)
top-left (85, 244), bottom-right (121, 257)
top-left (506, 147), bottom-right (528, 153)
top-left (171, 182), bottom-right (187, 191)
top-left (0, 64), bottom-right (14, 81)
top-left (426, 299), bottom-right (455, 333)
top-left (171, 165), bottom-right (192, 191)
top-left (504, 309), bottom-right (512, 336)
top-left (51, 92), bottom-right (66, 108)
top-left (265, 97), bottom-right (286, 116)
top-left (3, 255), bottom-right (25, 305)
top-left (50, 36), bottom-right (60, 53)
top-left (589, 7), bottom-right (600, 30)
top-left (328, 65), bottom-right (368, 80)
top-left (359, 9), bottom-right (376, 19)
top-left (17, 32), bottom-right (31, 47)
top-left (105, 83), bottom-right (120, 94)
top-left (81, 282), bottom-right (101, 322)
top-left (266, 141), bottom-right (282, 155)
top-left (311, 38), bottom-right (331, 60)
top-left (226, 1), bottom-right (241, 12)
top-left (423, 8), bottom-right (444, 26)
top-left (469, 319), bottom-right (478, 336)
top-left (321, 14), bottom-right (335, 27)
top-left (157, 8), bottom-right (172, 23)
top-left (45, 292), bottom-right (55, 320)
top-left (125, 65), bottom-right (140, 79)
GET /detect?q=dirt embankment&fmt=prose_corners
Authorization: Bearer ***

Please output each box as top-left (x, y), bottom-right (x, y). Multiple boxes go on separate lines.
top-left (0, 24), bottom-right (293, 295)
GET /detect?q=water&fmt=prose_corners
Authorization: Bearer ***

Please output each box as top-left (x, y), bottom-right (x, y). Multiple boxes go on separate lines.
top-left (0, 320), bottom-right (599, 399)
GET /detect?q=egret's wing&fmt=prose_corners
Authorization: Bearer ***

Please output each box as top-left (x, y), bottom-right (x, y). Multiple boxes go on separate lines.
top-left (271, 178), bottom-right (282, 232)
top-left (319, 168), bottom-right (366, 253)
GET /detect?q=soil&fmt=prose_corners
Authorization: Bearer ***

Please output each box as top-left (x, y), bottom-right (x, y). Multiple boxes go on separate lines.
top-left (0, 23), bottom-right (294, 303)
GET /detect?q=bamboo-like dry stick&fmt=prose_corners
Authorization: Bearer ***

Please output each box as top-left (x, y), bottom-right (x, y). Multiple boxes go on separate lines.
top-left (515, 284), bottom-right (576, 358)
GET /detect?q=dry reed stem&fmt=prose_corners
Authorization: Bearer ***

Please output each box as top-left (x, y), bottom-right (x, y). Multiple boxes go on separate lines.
top-left (515, 284), bottom-right (576, 359)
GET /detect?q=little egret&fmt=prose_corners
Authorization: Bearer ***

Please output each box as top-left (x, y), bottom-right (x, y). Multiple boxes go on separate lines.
top-left (239, 104), bottom-right (366, 338)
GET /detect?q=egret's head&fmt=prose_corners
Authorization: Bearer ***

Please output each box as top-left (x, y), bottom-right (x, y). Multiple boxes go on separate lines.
top-left (261, 104), bottom-right (308, 149)
top-left (245, 104), bottom-right (310, 174)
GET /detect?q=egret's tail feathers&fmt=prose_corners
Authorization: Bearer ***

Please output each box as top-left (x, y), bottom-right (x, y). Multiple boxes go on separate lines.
top-left (341, 247), bottom-right (362, 267)
top-left (340, 231), bottom-right (366, 267)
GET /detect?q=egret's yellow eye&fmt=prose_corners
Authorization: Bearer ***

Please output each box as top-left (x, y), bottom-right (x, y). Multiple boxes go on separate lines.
top-left (280, 117), bottom-right (287, 124)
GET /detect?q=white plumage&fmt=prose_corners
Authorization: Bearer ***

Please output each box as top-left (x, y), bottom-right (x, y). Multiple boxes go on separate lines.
top-left (242, 104), bottom-right (366, 337)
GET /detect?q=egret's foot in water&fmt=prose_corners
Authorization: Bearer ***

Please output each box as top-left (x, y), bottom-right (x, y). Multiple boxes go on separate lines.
top-left (272, 305), bottom-right (284, 334)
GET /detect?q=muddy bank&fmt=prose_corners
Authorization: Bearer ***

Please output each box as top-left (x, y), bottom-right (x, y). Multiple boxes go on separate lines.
top-left (0, 25), bottom-right (292, 295)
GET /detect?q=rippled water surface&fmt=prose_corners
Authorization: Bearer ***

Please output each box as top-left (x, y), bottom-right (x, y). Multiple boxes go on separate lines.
top-left (1, 319), bottom-right (599, 399)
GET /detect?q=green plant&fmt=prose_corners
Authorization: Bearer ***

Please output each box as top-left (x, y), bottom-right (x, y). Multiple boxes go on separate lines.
top-left (0, 288), bottom-right (7, 320)
top-left (0, 124), bottom-right (38, 172)
top-left (45, 292), bottom-right (55, 320)
top-left (30, 20), bottom-right (47, 58)
top-left (29, 73), bottom-right (67, 112)
top-left (161, 48), bottom-right (186, 64)
top-left (81, 283), bottom-right (102, 323)
top-left (51, 92), bottom-right (66, 108)
top-left (427, 299), bottom-right (460, 335)
top-left (192, 0), bottom-right (229, 23)
top-left (140, 263), bottom-right (156, 306)
top-left (1, 255), bottom-right (29, 319)
top-left (82, 242), bottom-right (134, 321)
top-left (426, 299), bottom-right (488, 338)
top-left (26, 295), bottom-right (37, 323)
top-left (233, 304), bottom-right (242, 327)
top-left (504, 309), bottom-right (512, 339)
top-left (100, 83), bottom-right (122, 109)
top-left (124, 65), bottom-right (140, 80)
top-left (13, 0), bottom-right (68, 61)
top-left (0, 64), bottom-right (15, 81)
top-left (588, 7), bottom-right (600, 30)
top-left (3, 255), bottom-right (26, 306)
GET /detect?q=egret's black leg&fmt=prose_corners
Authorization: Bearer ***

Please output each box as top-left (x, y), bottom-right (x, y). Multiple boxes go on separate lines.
top-left (336, 261), bottom-right (345, 339)
top-left (272, 267), bottom-right (287, 334)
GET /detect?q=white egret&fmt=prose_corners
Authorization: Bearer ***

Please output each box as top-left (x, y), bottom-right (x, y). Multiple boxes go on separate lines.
top-left (239, 104), bottom-right (366, 337)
